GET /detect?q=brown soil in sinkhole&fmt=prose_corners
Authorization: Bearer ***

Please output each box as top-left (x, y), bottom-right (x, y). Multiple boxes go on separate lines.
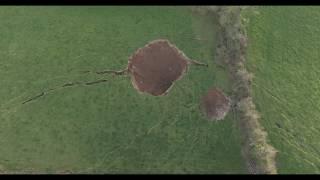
top-left (128, 39), bottom-right (191, 96)
top-left (200, 87), bottom-right (231, 121)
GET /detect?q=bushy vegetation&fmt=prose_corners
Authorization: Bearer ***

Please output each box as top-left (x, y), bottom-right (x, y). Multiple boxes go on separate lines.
top-left (199, 6), bottom-right (278, 174)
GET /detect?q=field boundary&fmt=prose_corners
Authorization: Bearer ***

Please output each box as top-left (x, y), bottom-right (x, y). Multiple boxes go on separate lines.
top-left (191, 6), bottom-right (278, 174)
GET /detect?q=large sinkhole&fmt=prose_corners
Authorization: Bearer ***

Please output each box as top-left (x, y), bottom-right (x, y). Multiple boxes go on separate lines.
top-left (128, 39), bottom-right (206, 96)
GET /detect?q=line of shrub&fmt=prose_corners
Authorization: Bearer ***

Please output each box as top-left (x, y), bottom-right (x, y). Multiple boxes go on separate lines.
top-left (191, 6), bottom-right (278, 174)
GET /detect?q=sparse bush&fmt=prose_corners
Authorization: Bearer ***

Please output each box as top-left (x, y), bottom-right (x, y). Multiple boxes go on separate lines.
top-left (237, 97), bottom-right (278, 174)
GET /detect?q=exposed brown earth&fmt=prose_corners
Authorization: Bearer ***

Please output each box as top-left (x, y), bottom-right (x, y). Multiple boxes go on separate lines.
top-left (128, 39), bottom-right (190, 96)
top-left (200, 87), bottom-right (231, 121)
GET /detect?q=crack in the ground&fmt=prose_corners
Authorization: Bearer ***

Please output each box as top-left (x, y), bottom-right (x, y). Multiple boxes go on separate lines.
top-left (22, 92), bottom-right (45, 104)
top-left (21, 78), bottom-right (109, 105)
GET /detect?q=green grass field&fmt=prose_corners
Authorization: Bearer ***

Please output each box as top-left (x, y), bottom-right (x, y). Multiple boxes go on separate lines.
top-left (0, 7), bottom-right (246, 173)
top-left (245, 7), bottom-right (320, 173)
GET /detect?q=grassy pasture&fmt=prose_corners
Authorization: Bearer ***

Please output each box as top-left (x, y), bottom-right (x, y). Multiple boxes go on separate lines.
top-left (245, 7), bottom-right (320, 173)
top-left (0, 7), bottom-right (246, 173)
